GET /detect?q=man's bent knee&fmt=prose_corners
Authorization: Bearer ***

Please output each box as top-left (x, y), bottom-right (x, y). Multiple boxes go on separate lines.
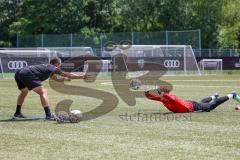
top-left (33, 86), bottom-right (47, 95)
top-left (20, 88), bottom-right (28, 95)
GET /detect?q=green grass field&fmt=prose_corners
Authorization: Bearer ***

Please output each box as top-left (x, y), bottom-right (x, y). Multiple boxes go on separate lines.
top-left (0, 74), bottom-right (240, 160)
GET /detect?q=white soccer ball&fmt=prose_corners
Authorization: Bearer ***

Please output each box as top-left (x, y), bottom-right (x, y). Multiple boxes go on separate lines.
top-left (71, 110), bottom-right (82, 115)
top-left (129, 79), bottom-right (142, 90)
top-left (69, 110), bottom-right (83, 123)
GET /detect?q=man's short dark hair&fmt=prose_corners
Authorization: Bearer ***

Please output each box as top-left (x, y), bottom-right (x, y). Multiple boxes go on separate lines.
top-left (50, 57), bottom-right (61, 65)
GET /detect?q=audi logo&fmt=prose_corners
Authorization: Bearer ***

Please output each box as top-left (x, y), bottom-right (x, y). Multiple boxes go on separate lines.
top-left (164, 60), bottom-right (180, 68)
top-left (8, 61), bottom-right (28, 70)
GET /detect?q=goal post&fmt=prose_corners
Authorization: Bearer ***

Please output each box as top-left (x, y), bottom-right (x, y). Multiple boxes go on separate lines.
top-left (0, 58), bottom-right (4, 79)
top-left (107, 45), bottom-right (201, 76)
top-left (199, 59), bottom-right (223, 74)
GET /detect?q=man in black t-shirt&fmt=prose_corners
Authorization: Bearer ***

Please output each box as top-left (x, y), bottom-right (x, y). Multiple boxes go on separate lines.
top-left (14, 57), bottom-right (88, 120)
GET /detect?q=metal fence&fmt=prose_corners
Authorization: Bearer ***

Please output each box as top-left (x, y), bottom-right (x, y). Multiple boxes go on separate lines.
top-left (194, 49), bottom-right (239, 57)
top-left (15, 30), bottom-right (240, 57)
top-left (16, 30), bottom-right (201, 56)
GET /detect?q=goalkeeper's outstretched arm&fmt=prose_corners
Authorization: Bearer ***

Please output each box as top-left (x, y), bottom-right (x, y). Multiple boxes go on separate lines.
top-left (145, 91), bottom-right (164, 102)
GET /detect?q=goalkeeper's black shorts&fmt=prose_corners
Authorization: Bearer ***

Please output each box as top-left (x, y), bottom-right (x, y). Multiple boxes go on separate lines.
top-left (190, 101), bottom-right (212, 112)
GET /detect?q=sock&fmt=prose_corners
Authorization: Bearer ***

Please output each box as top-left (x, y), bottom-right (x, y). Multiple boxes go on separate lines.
top-left (210, 96), bottom-right (216, 101)
top-left (15, 105), bottom-right (22, 115)
top-left (227, 94), bottom-right (233, 99)
top-left (44, 106), bottom-right (51, 117)
top-left (234, 95), bottom-right (240, 103)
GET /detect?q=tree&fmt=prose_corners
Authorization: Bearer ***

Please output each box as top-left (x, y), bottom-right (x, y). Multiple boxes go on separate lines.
top-left (178, 0), bottom-right (224, 48)
top-left (217, 0), bottom-right (240, 48)
top-left (0, 0), bottom-right (239, 49)
top-left (0, 0), bottom-right (22, 47)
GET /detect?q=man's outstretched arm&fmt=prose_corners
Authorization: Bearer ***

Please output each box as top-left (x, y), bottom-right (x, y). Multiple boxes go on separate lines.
top-left (50, 74), bottom-right (71, 82)
top-left (61, 72), bottom-right (88, 79)
top-left (50, 68), bottom-right (91, 81)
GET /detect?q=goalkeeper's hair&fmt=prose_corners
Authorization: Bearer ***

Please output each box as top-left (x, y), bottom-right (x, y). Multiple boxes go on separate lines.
top-left (50, 57), bottom-right (61, 65)
top-left (157, 86), bottom-right (171, 93)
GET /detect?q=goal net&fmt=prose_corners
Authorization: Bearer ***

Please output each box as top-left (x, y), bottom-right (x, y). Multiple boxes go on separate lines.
top-left (0, 48), bottom-right (52, 79)
top-left (199, 59), bottom-right (222, 74)
top-left (45, 47), bottom-right (94, 57)
top-left (0, 47), bottom-right (96, 78)
top-left (107, 45), bottom-right (201, 76)
top-left (44, 47), bottom-right (109, 73)
top-left (83, 60), bottom-right (111, 73)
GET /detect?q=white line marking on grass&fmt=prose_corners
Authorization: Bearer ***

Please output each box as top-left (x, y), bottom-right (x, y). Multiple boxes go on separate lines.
top-left (164, 80), bottom-right (240, 82)
top-left (101, 82), bottom-right (112, 85)
top-left (100, 82), bottom-right (240, 88)
top-left (0, 78), bottom-right (239, 82)
top-left (99, 79), bottom-right (240, 82)
top-left (173, 85), bottom-right (240, 88)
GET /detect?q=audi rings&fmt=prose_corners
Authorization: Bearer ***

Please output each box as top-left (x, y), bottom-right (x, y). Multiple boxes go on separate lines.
top-left (163, 60), bottom-right (180, 68)
top-left (8, 61), bottom-right (28, 70)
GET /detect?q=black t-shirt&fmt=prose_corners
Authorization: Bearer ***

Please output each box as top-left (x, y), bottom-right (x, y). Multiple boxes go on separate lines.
top-left (23, 64), bottom-right (63, 81)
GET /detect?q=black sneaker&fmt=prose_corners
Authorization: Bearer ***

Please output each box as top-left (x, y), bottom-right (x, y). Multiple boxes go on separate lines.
top-left (231, 91), bottom-right (237, 99)
top-left (13, 113), bottom-right (27, 119)
top-left (45, 114), bottom-right (56, 121)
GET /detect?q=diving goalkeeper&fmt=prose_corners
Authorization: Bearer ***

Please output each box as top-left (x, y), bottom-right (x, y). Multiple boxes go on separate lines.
top-left (145, 86), bottom-right (237, 113)
top-left (14, 57), bottom-right (89, 120)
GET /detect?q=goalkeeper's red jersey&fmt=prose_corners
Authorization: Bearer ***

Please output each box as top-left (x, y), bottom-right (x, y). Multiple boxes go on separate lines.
top-left (145, 91), bottom-right (194, 113)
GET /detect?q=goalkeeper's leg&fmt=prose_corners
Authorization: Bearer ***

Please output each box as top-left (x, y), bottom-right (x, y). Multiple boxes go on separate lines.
top-left (207, 96), bottom-right (230, 111)
top-left (200, 93), bottom-right (219, 103)
top-left (202, 92), bottom-right (236, 111)
top-left (193, 96), bottom-right (229, 112)
top-left (193, 92), bottom-right (235, 112)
